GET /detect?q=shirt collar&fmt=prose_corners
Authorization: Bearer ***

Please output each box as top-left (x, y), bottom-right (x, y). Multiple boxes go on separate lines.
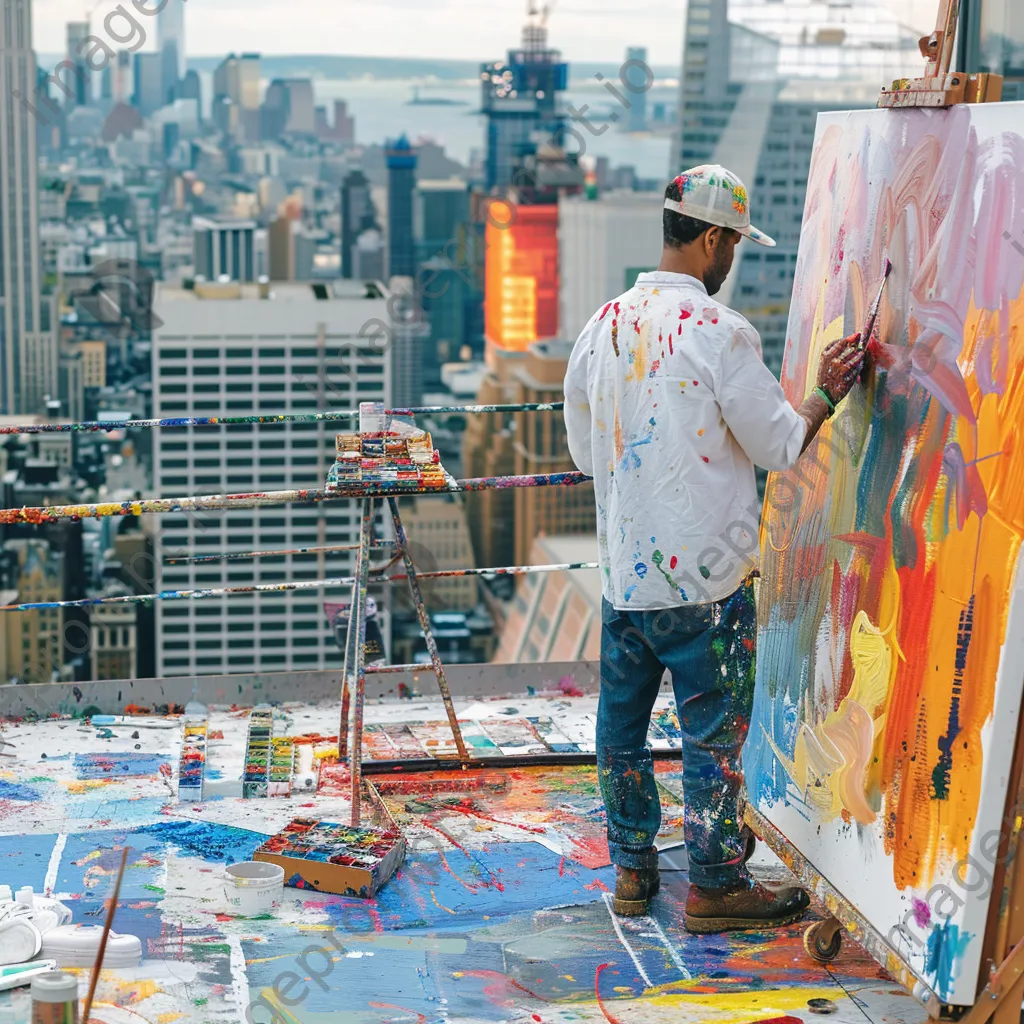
top-left (635, 271), bottom-right (708, 294)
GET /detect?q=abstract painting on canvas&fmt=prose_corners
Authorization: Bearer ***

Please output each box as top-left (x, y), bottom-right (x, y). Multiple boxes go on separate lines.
top-left (744, 102), bottom-right (1024, 1007)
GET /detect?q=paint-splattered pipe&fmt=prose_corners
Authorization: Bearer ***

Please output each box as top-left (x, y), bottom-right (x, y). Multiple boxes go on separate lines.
top-left (388, 497), bottom-right (468, 761)
top-left (0, 561), bottom-right (601, 612)
top-left (0, 402), bottom-right (565, 435)
top-left (0, 471), bottom-right (591, 524)
top-left (166, 541), bottom-right (397, 564)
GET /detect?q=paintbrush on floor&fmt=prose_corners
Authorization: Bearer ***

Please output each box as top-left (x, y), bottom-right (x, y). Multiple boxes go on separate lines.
top-left (80, 846), bottom-right (129, 1024)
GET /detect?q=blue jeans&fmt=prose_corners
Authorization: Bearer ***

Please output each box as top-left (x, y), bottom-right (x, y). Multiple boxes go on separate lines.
top-left (596, 577), bottom-right (757, 890)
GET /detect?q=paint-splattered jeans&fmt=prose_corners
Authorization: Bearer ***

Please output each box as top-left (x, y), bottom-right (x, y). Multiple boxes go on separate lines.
top-left (597, 578), bottom-right (757, 891)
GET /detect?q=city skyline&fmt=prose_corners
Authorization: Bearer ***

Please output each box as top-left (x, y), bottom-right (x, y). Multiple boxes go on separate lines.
top-left (31, 0), bottom-right (940, 66)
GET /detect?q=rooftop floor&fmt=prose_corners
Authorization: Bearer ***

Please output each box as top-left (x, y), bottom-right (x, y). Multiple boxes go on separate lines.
top-left (0, 692), bottom-right (931, 1024)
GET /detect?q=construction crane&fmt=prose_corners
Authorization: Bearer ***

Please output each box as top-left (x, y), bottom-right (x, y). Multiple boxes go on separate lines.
top-left (527, 0), bottom-right (555, 29)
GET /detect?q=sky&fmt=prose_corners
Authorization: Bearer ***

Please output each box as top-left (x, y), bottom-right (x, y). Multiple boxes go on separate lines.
top-left (32, 0), bottom-right (940, 64)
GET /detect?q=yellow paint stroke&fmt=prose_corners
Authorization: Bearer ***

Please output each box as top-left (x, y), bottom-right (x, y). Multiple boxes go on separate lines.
top-left (765, 609), bottom-right (898, 824)
top-left (430, 889), bottom-right (457, 915)
top-left (621, 984), bottom-right (847, 1023)
top-left (64, 779), bottom-right (117, 794)
top-left (626, 319), bottom-right (650, 382)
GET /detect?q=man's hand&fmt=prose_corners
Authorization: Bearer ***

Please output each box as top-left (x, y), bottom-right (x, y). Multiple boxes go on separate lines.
top-left (816, 332), bottom-right (865, 407)
top-left (796, 332), bottom-right (866, 455)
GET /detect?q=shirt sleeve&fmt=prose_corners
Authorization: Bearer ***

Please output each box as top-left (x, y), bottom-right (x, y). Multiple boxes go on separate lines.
top-left (718, 325), bottom-right (807, 471)
top-left (563, 329), bottom-right (595, 477)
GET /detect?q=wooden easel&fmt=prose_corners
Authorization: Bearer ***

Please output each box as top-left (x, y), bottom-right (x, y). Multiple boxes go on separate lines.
top-left (878, 0), bottom-right (1002, 108)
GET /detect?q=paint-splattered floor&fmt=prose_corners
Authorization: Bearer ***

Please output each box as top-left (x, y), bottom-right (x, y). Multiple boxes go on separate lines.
top-left (0, 698), bottom-right (931, 1024)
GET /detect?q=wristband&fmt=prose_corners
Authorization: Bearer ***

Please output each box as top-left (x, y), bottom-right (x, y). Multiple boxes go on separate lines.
top-left (814, 386), bottom-right (836, 417)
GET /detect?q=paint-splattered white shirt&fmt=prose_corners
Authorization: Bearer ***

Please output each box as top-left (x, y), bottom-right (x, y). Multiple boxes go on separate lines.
top-left (564, 271), bottom-right (807, 610)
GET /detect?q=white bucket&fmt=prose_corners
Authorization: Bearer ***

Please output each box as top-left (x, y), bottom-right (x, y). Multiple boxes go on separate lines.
top-left (223, 861), bottom-right (284, 917)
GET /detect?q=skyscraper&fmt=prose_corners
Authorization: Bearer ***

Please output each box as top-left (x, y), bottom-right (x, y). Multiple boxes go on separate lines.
top-left (340, 170), bottom-right (377, 279)
top-left (157, 0), bottom-right (185, 104)
top-left (483, 203), bottom-right (558, 358)
top-left (480, 11), bottom-right (569, 191)
top-left (212, 53), bottom-right (260, 140)
top-left (386, 136), bottom-right (417, 279)
top-left (673, 0), bottom-right (920, 373)
top-left (133, 51), bottom-right (165, 117)
top-left (625, 46), bottom-right (649, 132)
top-left (152, 280), bottom-right (391, 678)
top-left (65, 21), bottom-right (90, 109)
top-left (1, 0), bottom-right (48, 414)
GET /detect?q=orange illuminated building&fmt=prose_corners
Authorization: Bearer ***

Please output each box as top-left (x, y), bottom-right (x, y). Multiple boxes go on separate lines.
top-left (484, 201), bottom-right (559, 358)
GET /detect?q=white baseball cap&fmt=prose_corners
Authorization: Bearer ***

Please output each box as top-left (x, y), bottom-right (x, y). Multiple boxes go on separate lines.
top-left (663, 164), bottom-right (776, 247)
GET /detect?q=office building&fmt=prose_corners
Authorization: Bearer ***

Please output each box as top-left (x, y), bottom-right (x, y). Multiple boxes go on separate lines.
top-left (492, 534), bottom-right (601, 664)
top-left (484, 202), bottom-right (558, 360)
top-left (415, 178), bottom-right (470, 264)
top-left (192, 217), bottom-right (257, 282)
top-left (157, 0), bottom-right (185, 103)
top-left (2, 539), bottom-right (64, 684)
top-left (394, 495), bottom-right (477, 612)
top-left (90, 588), bottom-right (137, 680)
top-left (1, 0), bottom-right (50, 415)
top-left (510, 340), bottom-right (595, 565)
top-left (112, 49), bottom-right (133, 104)
top-left (625, 46), bottom-right (649, 132)
top-left (152, 279), bottom-right (391, 678)
top-left (972, 0), bottom-right (1024, 99)
top-left (386, 136), bottom-right (417, 279)
top-left (352, 228), bottom-right (386, 281)
top-left (65, 21), bottom-right (89, 109)
top-left (462, 351), bottom-right (518, 569)
top-left (340, 170), bottom-right (377, 279)
top-left (212, 53), bottom-right (260, 140)
top-left (480, 10), bottom-right (569, 190)
top-left (261, 78), bottom-right (316, 138)
top-left (133, 51), bottom-right (165, 118)
top-left (673, 0), bottom-right (921, 373)
top-left (558, 192), bottom-right (662, 340)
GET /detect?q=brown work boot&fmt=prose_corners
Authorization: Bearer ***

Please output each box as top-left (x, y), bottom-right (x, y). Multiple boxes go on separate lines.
top-left (684, 876), bottom-right (809, 934)
top-left (613, 864), bottom-right (660, 917)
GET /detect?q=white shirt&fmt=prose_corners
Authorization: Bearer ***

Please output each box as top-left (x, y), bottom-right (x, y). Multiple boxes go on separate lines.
top-left (563, 271), bottom-right (807, 610)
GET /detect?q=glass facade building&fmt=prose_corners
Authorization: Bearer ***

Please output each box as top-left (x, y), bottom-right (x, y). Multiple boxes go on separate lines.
top-left (674, 0), bottom-right (922, 375)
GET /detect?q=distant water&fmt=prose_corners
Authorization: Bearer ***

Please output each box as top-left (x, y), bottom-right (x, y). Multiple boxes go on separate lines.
top-left (192, 73), bottom-right (677, 180)
top-left (316, 77), bottom-right (677, 178)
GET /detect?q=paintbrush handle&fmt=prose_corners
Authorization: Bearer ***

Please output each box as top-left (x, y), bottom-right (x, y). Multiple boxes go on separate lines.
top-left (80, 847), bottom-right (129, 1023)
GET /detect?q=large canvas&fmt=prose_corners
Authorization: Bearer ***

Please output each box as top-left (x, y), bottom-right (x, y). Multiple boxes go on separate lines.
top-left (744, 103), bottom-right (1024, 1007)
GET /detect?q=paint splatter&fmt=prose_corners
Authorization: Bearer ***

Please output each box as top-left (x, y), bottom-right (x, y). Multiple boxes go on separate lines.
top-left (925, 921), bottom-right (972, 1001)
top-left (634, 562), bottom-right (648, 578)
top-left (911, 897), bottom-right (932, 928)
top-left (699, 565), bottom-right (711, 580)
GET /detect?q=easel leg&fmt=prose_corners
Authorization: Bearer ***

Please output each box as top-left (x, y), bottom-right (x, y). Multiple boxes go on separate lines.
top-left (349, 498), bottom-right (374, 826)
top-left (386, 497), bottom-right (468, 761)
top-left (338, 583), bottom-right (356, 762)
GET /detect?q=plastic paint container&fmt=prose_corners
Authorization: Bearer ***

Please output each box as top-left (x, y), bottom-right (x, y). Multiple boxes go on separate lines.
top-left (223, 861), bottom-right (284, 917)
top-left (30, 971), bottom-right (78, 1024)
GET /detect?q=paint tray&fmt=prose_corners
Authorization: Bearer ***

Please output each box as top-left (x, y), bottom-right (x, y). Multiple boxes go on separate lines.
top-left (253, 817), bottom-right (406, 898)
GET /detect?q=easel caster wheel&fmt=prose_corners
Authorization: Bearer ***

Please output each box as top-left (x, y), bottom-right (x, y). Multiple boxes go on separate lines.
top-left (804, 919), bottom-right (842, 963)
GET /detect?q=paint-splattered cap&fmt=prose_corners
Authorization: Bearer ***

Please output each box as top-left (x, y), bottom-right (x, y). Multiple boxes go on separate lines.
top-left (664, 164), bottom-right (776, 247)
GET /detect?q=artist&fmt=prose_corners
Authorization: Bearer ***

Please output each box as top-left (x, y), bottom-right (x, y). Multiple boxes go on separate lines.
top-left (563, 164), bottom-right (864, 931)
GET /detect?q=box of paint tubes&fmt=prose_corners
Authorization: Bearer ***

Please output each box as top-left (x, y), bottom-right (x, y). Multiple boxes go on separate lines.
top-left (252, 817), bottom-right (406, 898)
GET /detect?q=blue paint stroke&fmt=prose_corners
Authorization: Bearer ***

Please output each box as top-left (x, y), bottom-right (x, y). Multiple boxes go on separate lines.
top-left (136, 821), bottom-right (267, 864)
top-left (925, 920), bottom-right (972, 1001)
top-left (0, 780), bottom-right (42, 801)
top-left (74, 752), bottom-right (172, 779)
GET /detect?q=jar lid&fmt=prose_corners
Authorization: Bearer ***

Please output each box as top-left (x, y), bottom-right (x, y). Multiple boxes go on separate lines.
top-left (30, 970), bottom-right (78, 1003)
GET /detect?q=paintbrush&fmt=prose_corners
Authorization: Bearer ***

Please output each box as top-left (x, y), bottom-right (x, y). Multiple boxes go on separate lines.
top-left (81, 846), bottom-right (129, 1024)
top-left (859, 258), bottom-right (893, 350)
